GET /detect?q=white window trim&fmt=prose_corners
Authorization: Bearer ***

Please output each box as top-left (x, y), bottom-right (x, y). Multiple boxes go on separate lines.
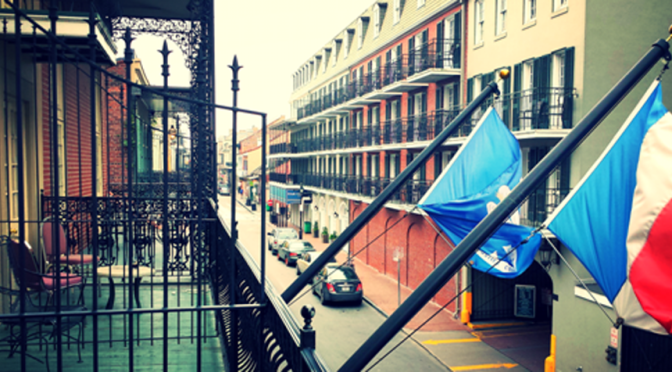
top-left (474, 0), bottom-right (484, 45)
top-left (524, 0), bottom-right (537, 25)
top-left (357, 19), bottom-right (364, 49)
top-left (496, 0), bottom-right (506, 36)
top-left (553, 0), bottom-right (568, 12)
top-left (344, 31), bottom-right (350, 59)
top-left (417, 0), bottom-right (426, 9)
top-left (574, 286), bottom-right (612, 308)
top-left (373, 5), bottom-right (380, 38)
top-left (393, 0), bottom-right (401, 25)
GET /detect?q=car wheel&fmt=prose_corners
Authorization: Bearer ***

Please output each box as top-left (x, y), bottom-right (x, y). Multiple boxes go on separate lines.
top-left (320, 288), bottom-right (328, 305)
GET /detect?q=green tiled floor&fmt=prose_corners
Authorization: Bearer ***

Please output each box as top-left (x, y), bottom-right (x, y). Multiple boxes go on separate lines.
top-left (0, 280), bottom-right (226, 372)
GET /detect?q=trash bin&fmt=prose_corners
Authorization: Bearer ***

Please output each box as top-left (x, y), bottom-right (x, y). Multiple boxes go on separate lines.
top-left (304, 222), bottom-right (311, 233)
top-left (251, 203), bottom-right (257, 211)
top-left (270, 214), bottom-right (277, 224)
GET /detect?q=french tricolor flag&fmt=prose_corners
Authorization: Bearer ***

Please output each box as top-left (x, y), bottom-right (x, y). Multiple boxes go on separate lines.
top-left (545, 81), bottom-right (672, 334)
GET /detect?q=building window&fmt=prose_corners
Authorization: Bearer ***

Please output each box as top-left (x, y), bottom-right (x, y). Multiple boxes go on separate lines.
top-left (373, 5), bottom-right (380, 38)
top-left (496, 0), bottom-right (506, 35)
top-left (332, 41), bottom-right (339, 66)
top-left (524, 0), bottom-right (536, 24)
top-left (357, 19), bottom-right (364, 49)
top-left (393, 0), bottom-right (401, 24)
top-left (417, 0), bottom-right (425, 9)
top-left (344, 30), bottom-right (350, 59)
top-left (475, 0), bottom-right (484, 44)
top-left (553, 0), bottom-right (568, 12)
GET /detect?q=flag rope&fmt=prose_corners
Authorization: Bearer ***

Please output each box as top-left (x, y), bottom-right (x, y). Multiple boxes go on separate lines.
top-left (364, 226), bottom-right (543, 371)
top-left (287, 207), bottom-right (417, 307)
top-left (543, 235), bottom-right (617, 327)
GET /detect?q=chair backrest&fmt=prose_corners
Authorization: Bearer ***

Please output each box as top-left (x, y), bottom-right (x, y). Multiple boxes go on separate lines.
top-left (42, 220), bottom-right (68, 258)
top-left (6, 239), bottom-right (43, 292)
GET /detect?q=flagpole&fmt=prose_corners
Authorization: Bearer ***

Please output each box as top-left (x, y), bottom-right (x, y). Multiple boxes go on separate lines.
top-left (282, 80), bottom-right (503, 303)
top-left (339, 38), bottom-right (670, 372)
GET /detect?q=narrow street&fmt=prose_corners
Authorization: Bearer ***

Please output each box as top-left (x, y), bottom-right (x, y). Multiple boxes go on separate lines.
top-left (217, 197), bottom-right (448, 371)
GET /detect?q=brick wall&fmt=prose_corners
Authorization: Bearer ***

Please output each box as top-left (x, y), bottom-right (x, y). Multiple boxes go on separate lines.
top-left (350, 200), bottom-right (458, 313)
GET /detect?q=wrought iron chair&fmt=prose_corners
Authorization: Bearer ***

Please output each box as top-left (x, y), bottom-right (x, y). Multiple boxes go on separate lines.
top-left (0, 237), bottom-right (85, 371)
top-left (5, 237), bottom-right (85, 307)
top-left (41, 217), bottom-right (99, 274)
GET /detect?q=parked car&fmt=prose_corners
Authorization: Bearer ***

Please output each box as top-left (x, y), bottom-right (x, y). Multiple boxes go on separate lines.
top-left (312, 266), bottom-right (362, 305)
top-left (278, 241), bottom-right (316, 266)
top-left (296, 252), bottom-right (337, 278)
top-left (218, 184), bottom-right (230, 195)
top-left (267, 228), bottom-right (299, 255)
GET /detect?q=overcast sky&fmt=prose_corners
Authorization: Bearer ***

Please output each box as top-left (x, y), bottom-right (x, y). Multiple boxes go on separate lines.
top-left (116, 0), bottom-right (371, 138)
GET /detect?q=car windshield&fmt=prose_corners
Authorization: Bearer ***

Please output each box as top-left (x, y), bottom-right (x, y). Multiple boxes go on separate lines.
top-left (277, 230), bottom-right (297, 239)
top-left (289, 242), bottom-right (314, 251)
top-left (328, 268), bottom-right (358, 281)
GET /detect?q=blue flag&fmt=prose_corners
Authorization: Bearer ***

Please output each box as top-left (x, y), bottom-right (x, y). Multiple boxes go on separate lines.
top-left (419, 108), bottom-right (541, 278)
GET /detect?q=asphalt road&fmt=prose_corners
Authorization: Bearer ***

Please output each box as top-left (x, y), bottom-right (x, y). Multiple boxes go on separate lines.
top-left (217, 197), bottom-right (448, 372)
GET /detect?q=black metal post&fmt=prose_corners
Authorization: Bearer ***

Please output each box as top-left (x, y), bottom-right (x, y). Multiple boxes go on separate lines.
top-left (339, 38), bottom-right (671, 372)
top-left (160, 40), bottom-right (172, 372)
top-left (282, 81), bottom-right (501, 303)
top-left (123, 27), bottom-right (136, 372)
top-left (88, 8), bottom-right (100, 372)
top-left (15, 6), bottom-right (28, 372)
top-left (260, 114), bottom-right (267, 305)
top-left (228, 55), bottom-right (241, 372)
top-left (299, 184), bottom-right (304, 239)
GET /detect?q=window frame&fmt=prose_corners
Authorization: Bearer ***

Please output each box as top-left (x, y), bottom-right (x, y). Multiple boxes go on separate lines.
top-left (553, 0), bottom-right (568, 12)
top-left (417, 0), bottom-right (426, 9)
top-left (357, 19), bottom-right (364, 49)
top-left (474, 0), bottom-right (484, 45)
top-left (495, 0), bottom-right (507, 36)
top-left (373, 4), bottom-right (381, 38)
top-left (524, 0), bottom-right (537, 25)
top-left (393, 0), bottom-right (401, 24)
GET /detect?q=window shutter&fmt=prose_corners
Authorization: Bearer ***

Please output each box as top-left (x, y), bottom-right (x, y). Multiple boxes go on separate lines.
top-left (421, 92), bottom-right (427, 113)
top-left (434, 152), bottom-right (441, 180)
top-left (512, 63), bottom-right (522, 131)
top-left (407, 95), bottom-right (414, 115)
top-left (435, 86), bottom-right (442, 110)
top-left (385, 154), bottom-right (390, 179)
top-left (453, 83), bottom-right (460, 107)
top-left (367, 156), bottom-right (372, 176)
top-left (564, 47), bottom-right (575, 89)
top-left (563, 47), bottom-right (575, 129)
top-left (453, 12), bottom-right (461, 68)
top-left (386, 101), bottom-right (391, 120)
top-left (436, 20), bottom-right (444, 68)
top-left (467, 78), bottom-right (473, 103)
top-left (395, 155), bottom-right (401, 175)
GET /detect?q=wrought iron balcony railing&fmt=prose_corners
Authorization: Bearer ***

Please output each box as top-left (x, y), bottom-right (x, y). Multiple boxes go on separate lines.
top-left (473, 87), bottom-right (577, 132)
top-left (294, 38), bottom-right (460, 121)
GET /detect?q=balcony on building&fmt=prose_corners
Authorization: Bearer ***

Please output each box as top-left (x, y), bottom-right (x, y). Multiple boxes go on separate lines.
top-left (295, 37), bottom-right (461, 124)
top-left (1, 1), bottom-right (118, 64)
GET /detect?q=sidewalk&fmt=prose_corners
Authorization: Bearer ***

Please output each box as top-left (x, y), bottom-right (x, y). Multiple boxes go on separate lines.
top-left (296, 225), bottom-right (469, 333)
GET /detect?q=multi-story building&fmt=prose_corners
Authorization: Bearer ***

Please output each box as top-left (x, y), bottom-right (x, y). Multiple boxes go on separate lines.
top-left (465, 1), bottom-right (672, 371)
top-left (275, 0), bottom-right (466, 316)
top-left (274, 0), bottom-right (672, 370)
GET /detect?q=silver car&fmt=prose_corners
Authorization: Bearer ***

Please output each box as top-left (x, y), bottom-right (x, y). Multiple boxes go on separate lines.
top-left (296, 252), bottom-right (337, 278)
top-left (267, 228), bottom-right (298, 255)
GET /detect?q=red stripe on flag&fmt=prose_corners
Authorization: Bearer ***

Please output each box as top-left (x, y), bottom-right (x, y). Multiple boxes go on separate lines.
top-left (630, 197), bottom-right (672, 333)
